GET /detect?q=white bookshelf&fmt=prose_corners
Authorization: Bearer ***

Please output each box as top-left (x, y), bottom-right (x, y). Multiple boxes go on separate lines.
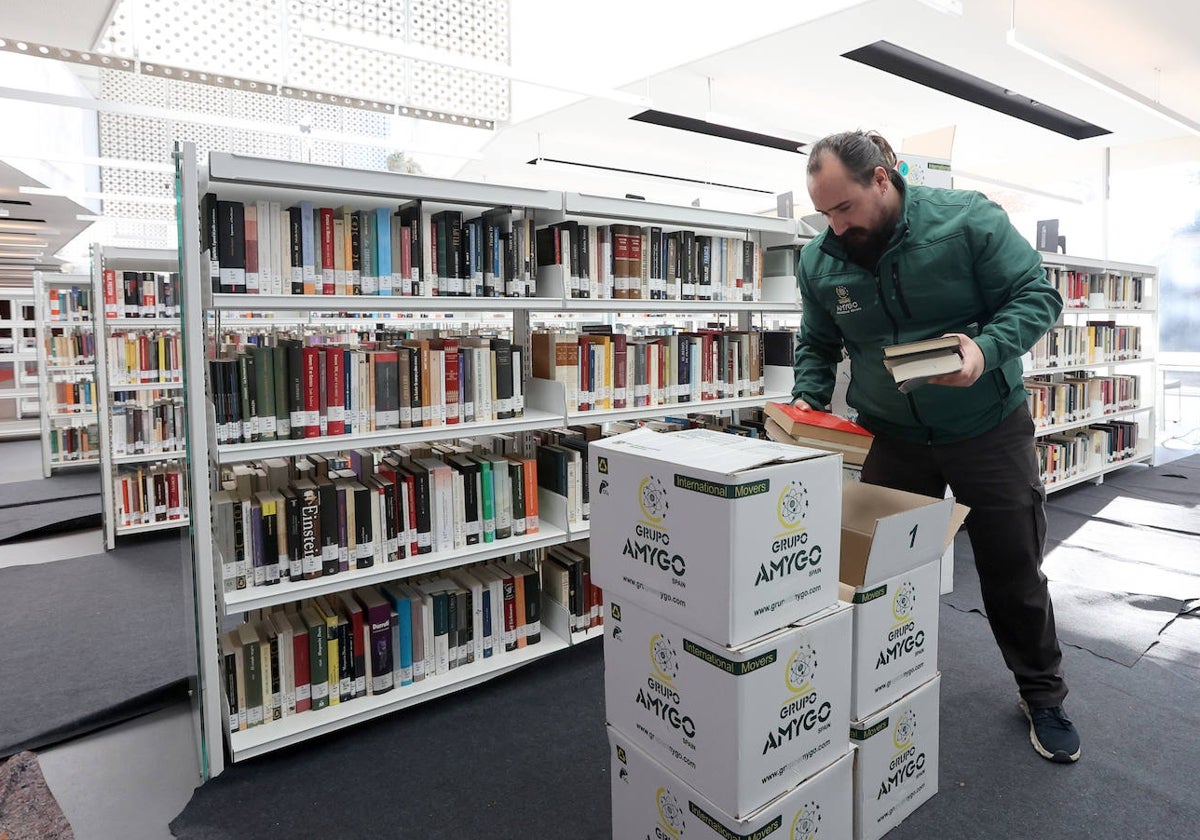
top-left (33, 272), bottom-right (99, 476)
top-left (0, 286), bottom-right (40, 439)
top-left (1031, 252), bottom-right (1159, 492)
top-left (91, 245), bottom-right (189, 549)
top-left (177, 143), bottom-right (805, 777)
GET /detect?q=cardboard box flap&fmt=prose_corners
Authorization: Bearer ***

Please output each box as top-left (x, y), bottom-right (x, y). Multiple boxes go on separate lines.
top-left (945, 502), bottom-right (970, 551)
top-left (594, 427), bottom-right (833, 475)
top-left (840, 482), bottom-right (955, 586)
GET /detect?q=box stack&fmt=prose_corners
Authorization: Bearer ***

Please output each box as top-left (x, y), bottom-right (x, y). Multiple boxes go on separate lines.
top-left (590, 427), bottom-right (855, 838)
top-left (838, 482), bottom-right (967, 840)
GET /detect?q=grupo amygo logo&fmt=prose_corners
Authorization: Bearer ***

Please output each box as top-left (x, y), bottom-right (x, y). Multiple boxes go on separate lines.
top-left (777, 479), bottom-right (809, 531)
top-left (892, 580), bottom-right (916, 622)
top-left (786, 643), bottom-right (819, 696)
top-left (894, 708), bottom-right (918, 750)
top-left (639, 475), bottom-right (669, 524)
top-left (656, 786), bottom-right (686, 837)
top-left (791, 800), bottom-right (822, 840)
top-left (650, 633), bottom-right (680, 684)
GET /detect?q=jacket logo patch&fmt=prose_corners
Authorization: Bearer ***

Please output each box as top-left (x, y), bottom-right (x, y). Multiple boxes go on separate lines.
top-left (835, 285), bottom-right (862, 315)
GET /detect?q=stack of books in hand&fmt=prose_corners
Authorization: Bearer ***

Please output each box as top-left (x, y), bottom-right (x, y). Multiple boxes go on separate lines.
top-left (882, 336), bottom-right (963, 393)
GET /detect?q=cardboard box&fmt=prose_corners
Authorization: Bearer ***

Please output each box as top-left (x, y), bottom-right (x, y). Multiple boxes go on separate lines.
top-left (839, 561), bottom-right (939, 720)
top-left (590, 428), bottom-right (842, 646)
top-left (840, 482), bottom-right (964, 718)
top-left (610, 725), bottom-right (854, 840)
top-left (850, 675), bottom-right (941, 840)
top-left (841, 467), bottom-right (963, 596)
top-left (604, 595), bottom-right (852, 817)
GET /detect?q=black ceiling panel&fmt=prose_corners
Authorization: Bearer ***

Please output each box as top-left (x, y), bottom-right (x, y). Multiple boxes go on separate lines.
top-left (629, 110), bottom-right (807, 153)
top-left (842, 40), bottom-right (1110, 140)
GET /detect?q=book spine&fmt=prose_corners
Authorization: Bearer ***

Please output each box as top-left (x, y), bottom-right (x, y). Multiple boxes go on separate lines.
top-left (302, 346), bottom-right (320, 438)
top-left (326, 347), bottom-right (345, 436)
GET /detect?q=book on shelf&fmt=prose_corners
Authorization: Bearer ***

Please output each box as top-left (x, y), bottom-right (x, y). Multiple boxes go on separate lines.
top-left (208, 332), bottom-right (528, 447)
top-left (882, 335), bottom-right (963, 392)
top-left (207, 438), bottom-right (537, 592)
top-left (115, 463), bottom-right (189, 527)
top-left (532, 328), bottom-right (765, 413)
top-left (216, 548), bottom-right (557, 731)
top-left (206, 196), bottom-right (541, 299)
top-left (102, 270), bottom-right (181, 319)
top-left (46, 286), bottom-right (93, 322)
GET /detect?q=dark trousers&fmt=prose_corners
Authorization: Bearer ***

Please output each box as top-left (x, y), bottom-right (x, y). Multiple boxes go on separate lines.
top-left (861, 404), bottom-right (1068, 708)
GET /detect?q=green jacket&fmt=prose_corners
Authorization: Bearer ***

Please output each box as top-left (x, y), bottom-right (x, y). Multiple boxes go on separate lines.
top-left (792, 182), bottom-right (1063, 444)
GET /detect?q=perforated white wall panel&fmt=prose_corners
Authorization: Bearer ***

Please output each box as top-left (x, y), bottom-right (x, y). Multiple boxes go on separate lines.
top-left (98, 0), bottom-right (511, 120)
top-left (88, 218), bottom-right (177, 252)
top-left (408, 0), bottom-right (509, 62)
top-left (90, 1), bottom-right (509, 248)
top-left (100, 0), bottom-right (284, 82)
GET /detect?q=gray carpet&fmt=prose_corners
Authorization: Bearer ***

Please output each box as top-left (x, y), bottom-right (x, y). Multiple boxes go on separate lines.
top-left (167, 457), bottom-right (1200, 839)
top-left (0, 472), bottom-right (100, 508)
top-left (170, 641), bottom-right (611, 840)
top-left (886, 607), bottom-right (1200, 840)
top-left (168, 609), bottom-right (1200, 840)
top-left (945, 456), bottom-right (1200, 665)
top-left (0, 456), bottom-right (102, 542)
top-left (944, 533), bottom-right (1190, 667)
top-left (0, 535), bottom-right (194, 758)
top-left (0, 494), bottom-right (102, 543)
top-left (1045, 455), bottom-right (1200, 535)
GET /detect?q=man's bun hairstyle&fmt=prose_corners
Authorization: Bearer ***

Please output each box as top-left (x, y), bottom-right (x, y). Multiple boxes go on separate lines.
top-left (808, 130), bottom-right (898, 186)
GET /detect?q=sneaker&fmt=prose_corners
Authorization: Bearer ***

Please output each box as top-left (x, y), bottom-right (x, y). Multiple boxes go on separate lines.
top-left (1018, 699), bottom-right (1081, 763)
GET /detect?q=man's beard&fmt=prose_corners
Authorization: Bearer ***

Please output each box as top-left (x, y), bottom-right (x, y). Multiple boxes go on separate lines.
top-left (841, 221), bottom-right (895, 270)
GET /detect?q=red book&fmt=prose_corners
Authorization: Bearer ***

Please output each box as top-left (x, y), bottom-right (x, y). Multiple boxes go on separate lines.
top-left (702, 334), bottom-right (714, 400)
top-left (320, 208), bottom-right (336, 295)
top-left (166, 470), bottom-right (181, 520)
top-left (583, 570), bottom-right (599, 629)
top-left (244, 205), bottom-right (259, 293)
top-left (288, 613), bottom-right (312, 713)
top-left (611, 333), bottom-right (627, 409)
top-left (612, 226), bottom-right (628, 299)
top-left (658, 339), bottom-right (667, 404)
top-left (764, 401), bottom-right (872, 442)
top-left (763, 402), bottom-right (874, 465)
top-left (325, 346), bottom-right (345, 436)
top-left (103, 269), bottom-right (119, 319)
top-left (522, 458), bottom-right (539, 534)
top-left (302, 346), bottom-right (321, 438)
top-left (440, 338), bottom-right (460, 424)
top-left (400, 226), bottom-right (413, 286)
top-left (403, 472), bottom-right (417, 556)
top-left (577, 336), bottom-right (591, 411)
top-left (627, 230), bottom-right (643, 299)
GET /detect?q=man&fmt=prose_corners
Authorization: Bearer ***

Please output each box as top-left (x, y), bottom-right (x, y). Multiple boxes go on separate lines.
top-left (792, 130), bottom-right (1080, 763)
